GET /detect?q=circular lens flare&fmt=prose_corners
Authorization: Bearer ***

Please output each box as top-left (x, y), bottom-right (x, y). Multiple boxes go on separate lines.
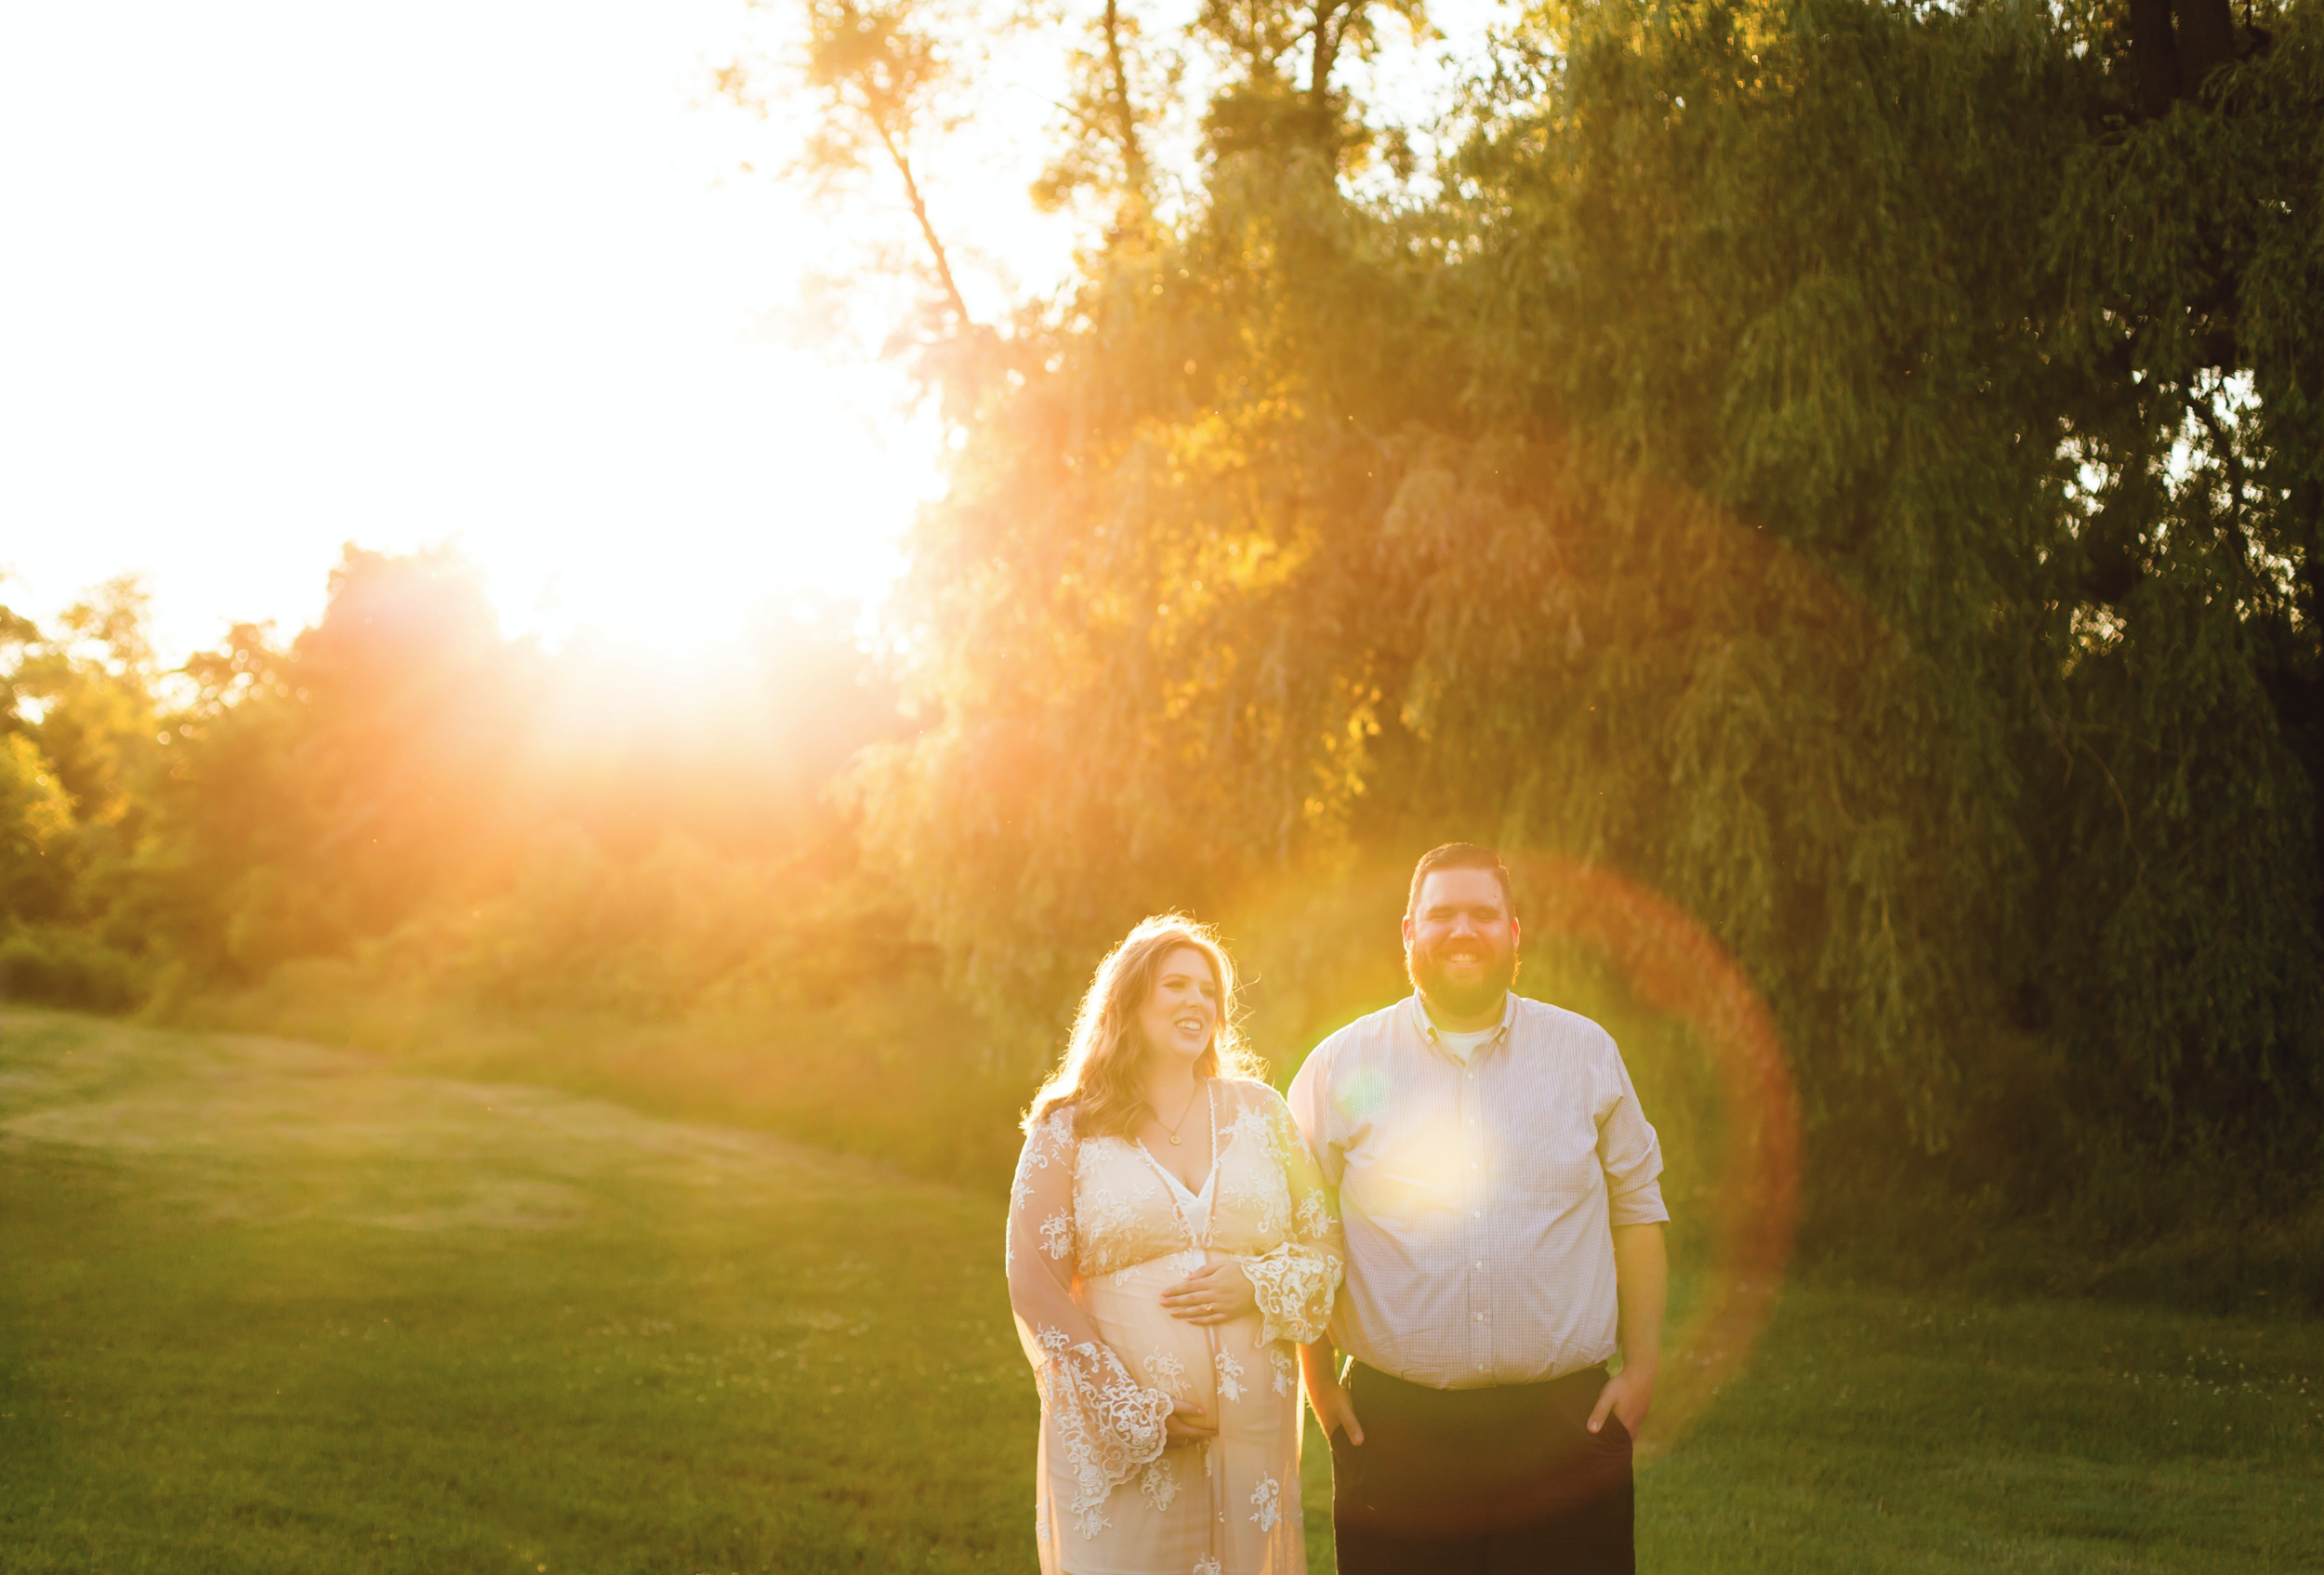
top-left (1505, 852), bottom-right (1801, 1458)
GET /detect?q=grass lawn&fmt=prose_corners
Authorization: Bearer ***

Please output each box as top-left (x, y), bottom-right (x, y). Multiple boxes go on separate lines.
top-left (2, 1009), bottom-right (2317, 1573)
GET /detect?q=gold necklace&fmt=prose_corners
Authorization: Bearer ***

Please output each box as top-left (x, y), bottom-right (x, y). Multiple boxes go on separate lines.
top-left (1155, 1081), bottom-right (1203, 1146)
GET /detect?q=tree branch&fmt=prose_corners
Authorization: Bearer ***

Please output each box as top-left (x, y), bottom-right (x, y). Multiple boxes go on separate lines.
top-left (1101, 0), bottom-right (1152, 202)
top-left (873, 116), bottom-right (976, 328)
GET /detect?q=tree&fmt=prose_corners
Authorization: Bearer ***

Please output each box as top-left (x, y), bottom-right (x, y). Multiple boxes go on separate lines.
top-left (726, 0), bottom-right (986, 337)
top-left (1029, 0), bottom-right (1180, 231)
top-left (0, 734), bottom-right (75, 923)
top-left (1196, 0), bottom-right (1428, 160)
top-left (853, 0), bottom-right (2324, 1231)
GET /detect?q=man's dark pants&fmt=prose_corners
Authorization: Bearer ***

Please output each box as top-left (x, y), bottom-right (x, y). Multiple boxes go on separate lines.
top-left (1328, 1362), bottom-right (1633, 1575)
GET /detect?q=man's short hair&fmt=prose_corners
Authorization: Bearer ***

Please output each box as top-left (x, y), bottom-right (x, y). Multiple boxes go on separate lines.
top-left (1406, 842), bottom-right (1515, 920)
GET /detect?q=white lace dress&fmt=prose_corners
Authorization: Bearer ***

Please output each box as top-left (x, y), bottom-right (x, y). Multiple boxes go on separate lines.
top-left (1007, 1077), bottom-right (1345, 1575)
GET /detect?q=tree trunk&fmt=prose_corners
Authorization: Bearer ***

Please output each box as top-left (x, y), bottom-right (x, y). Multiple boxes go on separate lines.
top-left (2173, 0), bottom-right (2240, 90)
top-left (1101, 0), bottom-right (1151, 202)
top-left (2125, 0), bottom-right (2182, 117)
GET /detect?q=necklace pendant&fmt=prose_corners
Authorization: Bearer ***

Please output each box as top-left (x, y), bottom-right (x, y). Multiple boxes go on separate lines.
top-left (1169, 1134), bottom-right (1182, 1145)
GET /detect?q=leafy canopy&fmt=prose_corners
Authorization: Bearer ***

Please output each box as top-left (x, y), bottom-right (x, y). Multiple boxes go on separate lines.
top-left (844, 0), bottom-right (2324, 1226)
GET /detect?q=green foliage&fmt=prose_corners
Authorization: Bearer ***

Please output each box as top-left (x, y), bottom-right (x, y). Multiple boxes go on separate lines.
top-left (1195, 0), bottom-right (1431, 161)
top-left (0, 547), bottom-right (981, 1160)
top-left (1028, 0), bottom-right (1180, 226)
top-left (0, 736), bottom-right (74, 922)
top-left (854, 0), bottom-right (2324, 1235)
top-left (3, 0), bottom-right (2320, 1268)
top-left (1458, 0), bottom-right (2324, 1203)
top-left (0, 925), bottom-right (146, 1012)
top-left (116, 546), bottom-right (901, 982)
top-left (0, 579), bottom-right (163, 944)
top-left (136, 549), bottom-right (530, 975)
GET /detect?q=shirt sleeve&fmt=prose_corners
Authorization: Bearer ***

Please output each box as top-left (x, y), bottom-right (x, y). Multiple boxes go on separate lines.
top-left (1235, 1086), bottom-right (1346, 1346)
top-left (1595, 1039), bottom-right (1670, 1227)
top-left (1284, 1042), bottom-right (1341, 1187)
top-left (1005, 1109), bottom-right (1174, 1537)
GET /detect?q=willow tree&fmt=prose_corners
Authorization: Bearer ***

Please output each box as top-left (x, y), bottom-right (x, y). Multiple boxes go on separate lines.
top-left (847, 0), bottom-right (2324, 1235)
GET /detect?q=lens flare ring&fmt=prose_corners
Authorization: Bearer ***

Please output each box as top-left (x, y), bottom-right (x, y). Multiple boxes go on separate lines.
top-left (1505, 851), bottom-right (1801, 1460)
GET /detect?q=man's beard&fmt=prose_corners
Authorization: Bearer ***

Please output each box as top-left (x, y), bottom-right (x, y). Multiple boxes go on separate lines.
top-left (1406, 938), bottom-right (1518, 1020)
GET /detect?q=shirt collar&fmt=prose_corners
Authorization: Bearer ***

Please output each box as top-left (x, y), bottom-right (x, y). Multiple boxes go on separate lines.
top-left (1406, 991), bottom-right (1517, 1063)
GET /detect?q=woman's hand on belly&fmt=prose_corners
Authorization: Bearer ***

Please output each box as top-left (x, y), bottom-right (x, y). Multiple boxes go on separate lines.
top-left (1164, 1397), bottom-right (1218, 1444)
top-left (1160, 1258), bottom-right (1256, 1325)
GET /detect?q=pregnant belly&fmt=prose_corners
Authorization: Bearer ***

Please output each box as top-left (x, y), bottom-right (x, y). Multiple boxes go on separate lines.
top-left (1084, 1249), bottom-right (1209, 1328)
top-left (1083, 1251), bottom-right (1243, 1406)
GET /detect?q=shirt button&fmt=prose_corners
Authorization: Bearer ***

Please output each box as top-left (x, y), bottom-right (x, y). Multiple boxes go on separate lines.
top-left (1474, 1261), bottom-right (1486, 1270)
top-left (1474, 1312), bottom-right (1485, 1322)
top-left (1472, 1210), bottom-right (1482, 1220)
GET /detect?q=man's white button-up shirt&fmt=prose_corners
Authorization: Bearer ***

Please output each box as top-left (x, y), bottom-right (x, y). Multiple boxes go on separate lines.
top-left (1286, 992), bottom-right (1669, 1389)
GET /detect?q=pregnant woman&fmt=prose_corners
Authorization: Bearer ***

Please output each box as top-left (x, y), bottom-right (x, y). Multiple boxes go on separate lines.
top-left (1007, 915), bottom-right (1344, 1575)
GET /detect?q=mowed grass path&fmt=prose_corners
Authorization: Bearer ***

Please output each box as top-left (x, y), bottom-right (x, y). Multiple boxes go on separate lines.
top-left (2, 1012), bottom-right (2317, 1573)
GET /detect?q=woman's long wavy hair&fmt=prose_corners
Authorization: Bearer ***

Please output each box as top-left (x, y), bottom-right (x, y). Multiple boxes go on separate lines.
top-left (1025, 915), bottom-right (1269, 1140)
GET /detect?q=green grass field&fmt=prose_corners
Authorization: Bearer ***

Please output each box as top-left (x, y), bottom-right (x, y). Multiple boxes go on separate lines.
top-left (2, 1010), bottom-right (2317, 1573)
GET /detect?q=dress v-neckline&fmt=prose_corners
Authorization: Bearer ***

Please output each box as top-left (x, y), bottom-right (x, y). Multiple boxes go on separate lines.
top-left (1153, 1154), bottom-right (1217, 1205)
top-left (1137, 1080), bottom-right (1219, 1206)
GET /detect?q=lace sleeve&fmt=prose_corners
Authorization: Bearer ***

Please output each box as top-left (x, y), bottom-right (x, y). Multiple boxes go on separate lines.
top-left (1235, 1089), bottom-right (1346, 1347)
top-left (1006, 1108), bottom-right (1174, 1538)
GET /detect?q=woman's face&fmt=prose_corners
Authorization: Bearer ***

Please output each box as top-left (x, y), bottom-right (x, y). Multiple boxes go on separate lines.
top-left (1137, 945), bottom-right (1221, 1069)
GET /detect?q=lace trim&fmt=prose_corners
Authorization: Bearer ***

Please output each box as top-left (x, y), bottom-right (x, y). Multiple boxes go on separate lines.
top-left (1239, 1240), bottom-right (1343, 1347)
top-left (1036, 1334), bottom-right (1174, 1539)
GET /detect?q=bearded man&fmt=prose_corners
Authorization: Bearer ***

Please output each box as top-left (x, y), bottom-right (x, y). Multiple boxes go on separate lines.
top-left (1287, 842), bottom-right (1669, 1574)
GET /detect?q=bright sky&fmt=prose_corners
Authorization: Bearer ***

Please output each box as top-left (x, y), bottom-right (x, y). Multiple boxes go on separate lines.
top-left (1, 0), bottom-right (1504, 663)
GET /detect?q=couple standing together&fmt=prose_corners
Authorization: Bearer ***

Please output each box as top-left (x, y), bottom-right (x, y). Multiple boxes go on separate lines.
top-left (1006, 843), bottom-right (1670, 1575)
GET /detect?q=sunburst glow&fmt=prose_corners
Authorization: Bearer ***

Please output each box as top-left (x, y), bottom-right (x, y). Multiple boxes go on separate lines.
top-left (0, 0), bottom-right (1020, 655)
top-left (0, 0), bottom-right (1504, 658)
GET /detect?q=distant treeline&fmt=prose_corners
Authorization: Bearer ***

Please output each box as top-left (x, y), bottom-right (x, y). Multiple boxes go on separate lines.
top-left (9, 0), bottom-right (2324, 1300)
top-left (0, 555), bottom-right (879, 993)
top-left (0, 553), bottom-right (1007, 1175)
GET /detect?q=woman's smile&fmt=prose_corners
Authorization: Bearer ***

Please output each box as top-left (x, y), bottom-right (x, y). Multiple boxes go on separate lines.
top-left (1140, 946), bottom-right (1220, 1060)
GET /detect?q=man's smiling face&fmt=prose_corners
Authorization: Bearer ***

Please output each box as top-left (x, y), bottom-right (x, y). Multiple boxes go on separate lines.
top-left (1403, 867), bottom-right (1521, 1021)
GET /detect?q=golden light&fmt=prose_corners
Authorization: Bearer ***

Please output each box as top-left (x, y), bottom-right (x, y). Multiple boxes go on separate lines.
top-left (0, 0), bottom-right (1510, 660)
top-left (0, 0), bottom-right (1046, 657)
